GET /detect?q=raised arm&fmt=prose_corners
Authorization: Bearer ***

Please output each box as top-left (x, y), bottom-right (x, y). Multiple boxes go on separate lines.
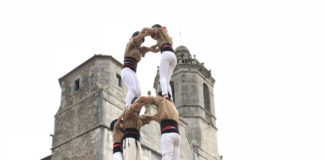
top-left (133, 32), bottom-right (150, 44)
top-left (149, 44), bottom-right (160, 53)
top-left (117, 109), bottom-right (125, 125)
top-left (140, 44), bottom-right (159, 57)
top-left (139, 46), bottom-right (150, 57)
top-left (130, 96), bottom-right (151, 112)
top-left (140, 115), bottom-right (152, 125)
top-left (141, 114), bottom-right (159, 123)
top-left (140, 27), bottom-right (155, 35)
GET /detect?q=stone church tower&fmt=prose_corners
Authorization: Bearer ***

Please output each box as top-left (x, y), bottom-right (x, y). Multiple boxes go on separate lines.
top-left (154, 46), bottom-right (221, 160)
top-left (42, 46), bottom-right (222, 160)
top-left (49, 55), bottom-right (128, 160)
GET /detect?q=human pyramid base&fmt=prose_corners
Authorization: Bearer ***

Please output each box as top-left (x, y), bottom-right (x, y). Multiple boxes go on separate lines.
top-left (110, 24), bottom-right (180, 160)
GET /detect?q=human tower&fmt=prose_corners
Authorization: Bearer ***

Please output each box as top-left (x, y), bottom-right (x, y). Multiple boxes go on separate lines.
top-left (110, 24), bottom-right (180, 160)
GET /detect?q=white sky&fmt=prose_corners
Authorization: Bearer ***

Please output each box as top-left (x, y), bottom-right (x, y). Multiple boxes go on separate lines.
top-left (0, 0), bottom-right (324, 159)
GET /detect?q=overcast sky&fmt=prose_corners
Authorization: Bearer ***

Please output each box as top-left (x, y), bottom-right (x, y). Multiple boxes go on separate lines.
top-left (0, 0), bottom-right (324, 160)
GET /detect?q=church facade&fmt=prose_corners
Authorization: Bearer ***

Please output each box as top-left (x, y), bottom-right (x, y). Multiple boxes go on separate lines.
top-left (42, 46), bottom-right (222, 160)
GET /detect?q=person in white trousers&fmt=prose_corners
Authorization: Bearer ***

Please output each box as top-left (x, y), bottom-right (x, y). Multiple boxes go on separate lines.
top-left (141, 24), bottom-right (177, 101)
top-left (159, 50), bottom-right (177, 101)
top-left (121, 31), bottom-right (154, 106)
top-left (131, 93), bottom-right (181, 160)
top-left (117, 107), bottom-right (151, 160)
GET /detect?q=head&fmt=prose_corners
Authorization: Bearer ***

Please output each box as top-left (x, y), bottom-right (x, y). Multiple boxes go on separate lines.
top-left (157, 91), bottom-right (172, 100)
top-left (151, 24), bottom-right (162, 40)
top-left (131, 31), bottom-right (145, 44)
top-left (110, 119), bottom-right (117, 131)
top-left (152, 24), bottom-right (162, 28)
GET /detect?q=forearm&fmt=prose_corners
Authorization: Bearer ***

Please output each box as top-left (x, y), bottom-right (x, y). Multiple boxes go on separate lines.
top-left (141, 117), bottom-right (151, 125)
top-left (134, 96), bottom-right (150, 104)
top-left (150, 44), bottom-right (160, 53)
top-left (130, 102), bottom-right (145, 112)
top-left (141, 27), bottom-right (154, 34)
top-left (117, 110), bottom-right (124, 124)
top-left (150, 114), bottom-right (159, 122)
top-left (140, 47), bottom-right (149, 57)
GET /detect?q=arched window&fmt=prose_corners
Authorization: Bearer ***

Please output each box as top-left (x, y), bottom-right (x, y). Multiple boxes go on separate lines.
top-left (170, 81), bottom-right (175, 103)
top-left (203, 83), bottom-right (211, 114)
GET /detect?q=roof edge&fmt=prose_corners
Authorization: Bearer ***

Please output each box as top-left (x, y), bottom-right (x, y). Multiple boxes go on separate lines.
top-left (58, 55), bottom-right (122, 86)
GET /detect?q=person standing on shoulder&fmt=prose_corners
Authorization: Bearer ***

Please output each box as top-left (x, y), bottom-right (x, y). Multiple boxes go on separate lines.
top-left (121, 31), bottom-right (153, 107)
top-left (141, 24), bottom-right (177, 101)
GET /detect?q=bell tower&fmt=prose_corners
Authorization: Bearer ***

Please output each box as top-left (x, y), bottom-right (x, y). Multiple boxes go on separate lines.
top-left (51, 55), bottom-right (128, 160)
top-left (154, 46), bottom-right (221, 160)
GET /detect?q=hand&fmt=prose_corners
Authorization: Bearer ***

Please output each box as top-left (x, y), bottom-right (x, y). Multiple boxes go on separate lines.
top-left (119, 123), bottom-right (124, 130)
top-left (116, 121), bottom-right (123, 129)
top-left (140, 115), bottom-right (152, 124)
top-left (150, 44), bottom-right (159, 53)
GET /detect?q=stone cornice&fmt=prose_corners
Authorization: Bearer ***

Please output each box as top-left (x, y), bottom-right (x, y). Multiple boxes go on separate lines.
top-left (177, 105), bottom-right (217, 120)
top-left (59, 55), bottom-right (123, 86)
top-left (55, 89), bottom-right (101, 117)
top-left (181, 116), bottom-right (217, 130)
top-left (51, 123), bottom-right (110, 150)
top-left (173, 63), bottom-right (215, 84)
top-left (55, 87), bottom-right (126, 117)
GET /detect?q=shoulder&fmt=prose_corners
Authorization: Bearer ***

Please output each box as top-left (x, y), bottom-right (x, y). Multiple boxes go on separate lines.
top-left (153, 96), bottom-right (165, 105)
top-left (124, 107), bottom-right (131, 115)
top-left (127, 38), bottom-right (135, 46)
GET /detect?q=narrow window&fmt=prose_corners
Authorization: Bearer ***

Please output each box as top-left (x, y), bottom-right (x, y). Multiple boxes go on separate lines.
top-left (116, 74), bottom-right (122, 87)
top-left (203, 83), bottom-right (211, 120)
top-left (74, 79), bottom-right (80, 91)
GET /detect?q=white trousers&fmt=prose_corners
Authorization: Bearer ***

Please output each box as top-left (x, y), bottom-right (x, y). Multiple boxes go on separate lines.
top-left (159, 51), bottom-right (177, 100)
top-left (122, 138), bottom-right (142, 160)
top-left (113, 152), bottom-right (123, 160)
top-left (121, 68), bottom-right (141, 106)
top-left (161, 133), bottom-right (181, 160)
